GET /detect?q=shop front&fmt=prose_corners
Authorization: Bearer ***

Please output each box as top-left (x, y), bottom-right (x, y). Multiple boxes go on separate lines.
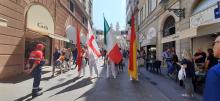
top-left (141, 27), bottom-right (157, 58)
top-left (190, 1), bottom-right (220, 54)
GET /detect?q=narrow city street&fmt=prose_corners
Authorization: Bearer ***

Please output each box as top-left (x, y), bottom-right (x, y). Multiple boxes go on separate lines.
top-left (0, 58), bottom-right (202, 101)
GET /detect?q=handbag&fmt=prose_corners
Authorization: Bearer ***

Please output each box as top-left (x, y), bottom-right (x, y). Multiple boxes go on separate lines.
top-left (178, 67), bottom-right (186, 80)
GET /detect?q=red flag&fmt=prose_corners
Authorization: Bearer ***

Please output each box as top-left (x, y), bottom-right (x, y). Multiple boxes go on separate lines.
top-left (76, 26), bottom-right (82, 71)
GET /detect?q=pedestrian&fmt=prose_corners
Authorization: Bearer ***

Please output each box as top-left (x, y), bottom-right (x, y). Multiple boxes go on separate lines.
top-left (88, 48), bottom-right (99, 79)
top-left (194, 48), bottom-right (206, 71)
top-left (205, 48), bottom-right (218, 72)
top-left (162, 48), bottom-right (174, 76)
top-left (57, 51), bottom-right (66, 74)
top-left (72, 47), bottom-right (78, 65)
top-left (106, 58), bottom-right (117, 79)
top-left (27, 43), bottom-right (45, 98)
top-left (180, 50), bottom-right (195, 98)
top-left (78, 46), bottom-right (86, 77)
top-left (52, 46), bottom-right (61, 76)
top-left (64, 48), bottom-right (72, 71)
top-left (203, 36), bottom-right (220, 101)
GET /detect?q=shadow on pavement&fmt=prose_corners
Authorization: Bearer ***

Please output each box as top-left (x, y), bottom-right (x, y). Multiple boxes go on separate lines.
top-left (44, 77), bottom-right (80, 93)
top-left (14, 93), bottom-right (32, 101)
top-left (50, 78), bottom-right (93, 97)
top-left (0, 71), bottom-right (50, 84)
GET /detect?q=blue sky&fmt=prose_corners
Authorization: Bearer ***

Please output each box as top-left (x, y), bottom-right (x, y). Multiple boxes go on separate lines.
top-left (93, 0), bottom-right (126, 30)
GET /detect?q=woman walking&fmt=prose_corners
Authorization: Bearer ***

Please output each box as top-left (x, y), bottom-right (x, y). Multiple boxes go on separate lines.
top-left (180, 50), bottom-right (195, 98)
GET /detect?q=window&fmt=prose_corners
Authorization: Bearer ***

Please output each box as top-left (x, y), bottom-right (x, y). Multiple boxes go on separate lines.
top-left (140, 8), bottom-right (143, 22)
top-left (70, 0), bottom-right (75, 13)
top-left (163, 16), bottom-right (175, 37)
top-left (82, 17), bottom-right (87, 25)
top-left (145, 0), bottom-right (149, 17)
top-left (149, 0), bottom-right (157, 12)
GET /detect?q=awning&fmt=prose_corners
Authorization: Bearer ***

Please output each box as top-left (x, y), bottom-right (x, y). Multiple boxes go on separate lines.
top-left (48, 33), bottom-right (70, 42)
top-left (141, 27), bottom-right (157, 46)
top-left (66, 25), bottom-right (76, 44)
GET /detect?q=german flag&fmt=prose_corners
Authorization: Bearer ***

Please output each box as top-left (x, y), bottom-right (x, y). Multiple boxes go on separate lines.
top-left (128, 14), bottom-right (138, 80)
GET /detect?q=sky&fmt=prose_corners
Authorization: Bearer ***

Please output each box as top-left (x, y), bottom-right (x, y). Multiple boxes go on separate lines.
top-left (93, 0), bottom-right (126, 30)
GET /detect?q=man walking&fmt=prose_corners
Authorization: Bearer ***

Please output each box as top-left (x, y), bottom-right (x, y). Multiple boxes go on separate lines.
top-left (52, 46), bottom-right (61, 76)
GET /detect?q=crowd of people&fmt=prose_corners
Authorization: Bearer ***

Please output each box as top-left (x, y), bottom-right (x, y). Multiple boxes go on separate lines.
top-left (23, 36), bottom-right (220, 100)
top-left (25, 42), bottom-right (130, 99)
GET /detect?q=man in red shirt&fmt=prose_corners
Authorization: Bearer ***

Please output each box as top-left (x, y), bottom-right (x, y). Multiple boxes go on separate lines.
top-left (27, 43), bottom-right (45, 98)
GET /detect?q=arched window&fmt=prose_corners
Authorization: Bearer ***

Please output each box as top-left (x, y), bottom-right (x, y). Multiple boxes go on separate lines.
top-left (163, 16), bottom-right (175, 37)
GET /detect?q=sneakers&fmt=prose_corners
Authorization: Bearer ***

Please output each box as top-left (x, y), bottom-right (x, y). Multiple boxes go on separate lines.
top-left (32, 92), bottom-right (43, 99)
top-left (38, 87), bottom-right (43, 92)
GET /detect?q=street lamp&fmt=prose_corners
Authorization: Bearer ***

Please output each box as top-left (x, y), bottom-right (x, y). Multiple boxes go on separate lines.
top-left (159, 0), bottom-right (185, 18)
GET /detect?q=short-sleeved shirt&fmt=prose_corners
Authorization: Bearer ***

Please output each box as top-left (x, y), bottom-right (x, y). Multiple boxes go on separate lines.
top-left (29, 50), bottom-right (44, 65)
top-left (194, 52), bottom-right (206, 63)
top-left (181, 58), bottom-right (195, 78)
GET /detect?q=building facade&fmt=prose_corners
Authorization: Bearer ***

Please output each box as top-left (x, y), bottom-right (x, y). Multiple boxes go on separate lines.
top-left (134, 0), bottom-right (220, 61)
top-left (0, 0), bottom-right (92, 80)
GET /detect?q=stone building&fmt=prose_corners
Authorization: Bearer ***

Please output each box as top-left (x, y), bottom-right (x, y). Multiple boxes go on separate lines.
top-left (134, 0), bottom-right (220, 60)
top-left (0, 0), bottom-right (92, 79)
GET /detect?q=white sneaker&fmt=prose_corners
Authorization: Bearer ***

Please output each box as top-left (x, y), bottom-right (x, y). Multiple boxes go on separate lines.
top-left (181, 94), bottom-right (190, 97)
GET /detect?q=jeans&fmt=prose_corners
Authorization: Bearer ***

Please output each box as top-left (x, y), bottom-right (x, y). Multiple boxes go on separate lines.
top-left (166, 61), bottom-right (173, 74)
top-left (183, 77), bottom-right (194, 95)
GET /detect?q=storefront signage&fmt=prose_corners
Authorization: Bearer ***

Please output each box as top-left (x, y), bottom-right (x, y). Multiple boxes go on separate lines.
top-left (214, 1), bottom-right (220, 19)
top-left (37, 22), bottom-right (48, 30)
top-left (190, 4), bottom-right (218, 28)
top-left (26, 5), bottom-right (54, 34)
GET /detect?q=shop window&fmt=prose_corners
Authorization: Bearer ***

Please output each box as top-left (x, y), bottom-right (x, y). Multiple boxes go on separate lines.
top-left (163, 16), bottom-right (175, 37)
top-left (163, 41), bottom-right (175, 51)
top-left (82, 17), bottom-right (87, 25)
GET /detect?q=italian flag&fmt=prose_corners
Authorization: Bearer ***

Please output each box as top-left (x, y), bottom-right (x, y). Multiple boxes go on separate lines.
top-left (104, 17), bottom-right (122, 64)
top-left (87, 21), bottom-right (101, 57)
top-left (128, 14), bottom-right (138, 80)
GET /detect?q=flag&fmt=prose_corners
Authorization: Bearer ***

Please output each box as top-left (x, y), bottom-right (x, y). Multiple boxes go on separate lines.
top-left (76, 26), bottom-right (82, 72)
top-left (104, 17), bottom-right (122, 64)
top-left (128, 14), bottom-right (138, 80)
top-left (87, 21), bottom-right (101, 57)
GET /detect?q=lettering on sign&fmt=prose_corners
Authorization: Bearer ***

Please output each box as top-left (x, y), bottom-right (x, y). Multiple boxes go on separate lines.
top-left (37, 22), bottom-right (48, 30)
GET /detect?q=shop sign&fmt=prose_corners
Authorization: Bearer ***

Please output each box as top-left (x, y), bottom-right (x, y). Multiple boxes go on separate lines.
top-left (26, 5), bottom-right (54, 34)
top-left (37, 22), bottom-right (48, 30)
top-left (190, 5), bottom-right (218, 28)
top-left (214, 1), bottom-right (220, 19)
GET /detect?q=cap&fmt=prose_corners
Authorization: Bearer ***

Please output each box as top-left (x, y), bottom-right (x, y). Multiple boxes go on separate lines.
top-left (36, 44), bottom-right (45, 50)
